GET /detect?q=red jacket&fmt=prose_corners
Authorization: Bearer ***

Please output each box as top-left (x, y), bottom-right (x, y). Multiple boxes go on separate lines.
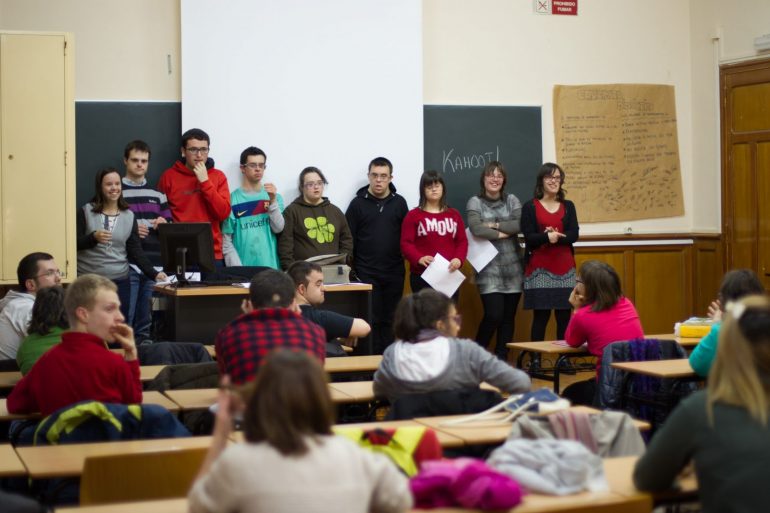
top-left (7, 331), bottom-right (142, 417)
top-left (400, 208), bottom-right (468, 275)
top-left (157, 160), bottom-right (231, 259)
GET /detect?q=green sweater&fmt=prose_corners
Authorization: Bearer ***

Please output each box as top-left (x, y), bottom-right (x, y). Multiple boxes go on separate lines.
top-left (634, 390), bottom-right (770, 513)
top-left (688, 323), bottom-right (720, 377)
top-left (16, 327), bottom-right (64, 375)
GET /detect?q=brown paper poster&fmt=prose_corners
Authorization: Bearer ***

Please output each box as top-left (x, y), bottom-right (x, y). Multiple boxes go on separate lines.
top-left (553, 84), bottom-right (684, 222)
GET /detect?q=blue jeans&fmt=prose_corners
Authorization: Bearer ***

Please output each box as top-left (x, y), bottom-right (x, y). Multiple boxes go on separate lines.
top-left (128, 269), bottom-right (154, 342)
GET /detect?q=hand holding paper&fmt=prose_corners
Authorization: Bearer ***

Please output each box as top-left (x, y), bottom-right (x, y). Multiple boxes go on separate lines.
top-left (420, 253), bottom-right (465, 297)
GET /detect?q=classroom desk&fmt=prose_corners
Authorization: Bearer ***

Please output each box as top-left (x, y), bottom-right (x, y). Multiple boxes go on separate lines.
top-left (610, 359), bottom-right (699, 379)
top-left (0, 370), bottom-right (21, 390)
top-left (644, 333), bottom-right (701, 348)
top-left (15, 436), bottom-right (216, 479)
top-left (327, 381), bottom-right (378, 403)
top-left (506, 341), bottom-right (593, 393)
top-left (324, 354), bottom-right (382, 373)
top-left (0, 444), bottom-right (27, 477)
top-left (154, 283), bottom-right (374, 354)
top-left (0, 366), bottom-right (166, 392)
top-left (162, 384), bottom-right (354, 411)
top-left (0, 391), bottom-right (181, 422)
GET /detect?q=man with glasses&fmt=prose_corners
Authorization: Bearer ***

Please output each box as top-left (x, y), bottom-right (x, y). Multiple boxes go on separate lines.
top-left (158, 128), bottom-right (231, 263)
top-left (345, 157), bottom-right (408, 354)
top-left (222, 146), bottom-right (285, 268)
top-left (0, 252), bottom-right (62, 359)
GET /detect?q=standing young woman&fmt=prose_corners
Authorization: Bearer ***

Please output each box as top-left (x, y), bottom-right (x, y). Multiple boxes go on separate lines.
top-left (521, 163), bottom-right (579, 342)
top-left (189, 350), bottom-right (412, 513)
top-left (466, 161), bottom-right (523, 360)
top-left (77, 168), bottom-right (166, 323)
top-left (634, 295), bottom-right (770, 512)
top-left (400, 170), bottom-right (468, 295)
top-left (278, 167), bottom-right (353, 270)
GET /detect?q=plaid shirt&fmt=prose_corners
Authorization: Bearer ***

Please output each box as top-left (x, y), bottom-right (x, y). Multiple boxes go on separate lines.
top-left (215, 308), bottom-right (326, 385)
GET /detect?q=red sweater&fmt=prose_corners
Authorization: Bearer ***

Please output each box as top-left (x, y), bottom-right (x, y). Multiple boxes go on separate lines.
top-left (6, 331), bottom-right (142, 417)
top-left (400, 208), bottom-right (468, 275)
top-left (157, 160), bottom-right (231, 259)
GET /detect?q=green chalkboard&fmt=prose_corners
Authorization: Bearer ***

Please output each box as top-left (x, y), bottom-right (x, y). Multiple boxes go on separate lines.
top-left (75, 102), bottom-right (182, 207)
top-left (423, 105), bottom-right (542, 223)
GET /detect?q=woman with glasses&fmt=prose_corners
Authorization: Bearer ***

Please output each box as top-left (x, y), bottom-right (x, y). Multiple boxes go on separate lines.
top-left (466, 161), bottom-right (523, 361)
top-left (400, 170), bottom-right (468, 295)
top-left (521, 163), bottom-right (579, 343)
top-left (277, 167), bottom-right (353, 270)
top-left (374, 289), bottom-right (530, 404)
top-left (77, 168), bottom-right (167, 323)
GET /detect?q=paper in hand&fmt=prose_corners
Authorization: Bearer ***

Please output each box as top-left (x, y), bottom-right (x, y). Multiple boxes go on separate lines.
top-left (420, 253), bottom-right (465, 297)
top-left (465, 228), bottom-right (498, 272)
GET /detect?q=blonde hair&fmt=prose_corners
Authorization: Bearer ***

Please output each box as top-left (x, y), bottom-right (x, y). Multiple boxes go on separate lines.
top-left (63, 274), bottom-right (117, 325)
top-left (708, 294), bottom-right (770, 426)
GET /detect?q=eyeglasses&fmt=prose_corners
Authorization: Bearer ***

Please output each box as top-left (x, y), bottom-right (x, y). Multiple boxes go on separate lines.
top-left (243, 163), bottom-right (266, 170)
top-left (185, 147), bottom-right (209, 155)
top-left (452, 314), bottom-right (462, 326)
top-left (368, 172), bottom-right (391, 182)
top-left (303, 180), bottom-right (325, 189)
top-left (425, 183), bottom-right (442, 190)
top-left (486, 174), bottom-right (504, 181)
top-left (37, 269), bottom-right (62, 278)
top-left (544, 175), bottom-right (562, 183)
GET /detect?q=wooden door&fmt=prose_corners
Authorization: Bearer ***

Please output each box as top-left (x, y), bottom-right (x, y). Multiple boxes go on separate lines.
top-left (721, 59), bottom-right (770, 289)
top-left (0, 33), bottom-right (71, 281)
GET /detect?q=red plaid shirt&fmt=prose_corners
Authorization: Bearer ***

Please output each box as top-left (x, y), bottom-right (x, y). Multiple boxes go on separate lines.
top-left (215, 308), bottom-right (326, 385)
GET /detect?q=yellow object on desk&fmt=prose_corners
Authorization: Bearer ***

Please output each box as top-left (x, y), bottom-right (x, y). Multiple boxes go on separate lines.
top-left (679, 325), bottom-right (711, 338)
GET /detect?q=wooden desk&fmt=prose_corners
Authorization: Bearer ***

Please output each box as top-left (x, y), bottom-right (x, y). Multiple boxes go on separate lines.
top-left (140, 365), bottom-right (166, 382)
top-left (0, 444), bottom-right (27, 477)
top-left (506, 341), bottom-right (593, 393)
top-left (154, 283), bottom-right (374, 354)
top-left (0, 370), bottom-right (21, 390)
top-left (1, 366), bottom-right (165, 391)
top-left (15, 436), bottom-right (216, 479)
top-left (324, 354), bottom-right (381, 373)
top-left (0, 392), bottom-right (181, 422)
top-left (645, 333), bottom-right (701, 348)
top-left (611, 359), bottom-right (698, 379)
top-left (327, 381), bottom-right (376, 403)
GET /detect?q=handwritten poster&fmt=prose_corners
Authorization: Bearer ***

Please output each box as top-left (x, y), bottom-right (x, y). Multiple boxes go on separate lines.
top-left (553, 84), bottom-right (684, 222)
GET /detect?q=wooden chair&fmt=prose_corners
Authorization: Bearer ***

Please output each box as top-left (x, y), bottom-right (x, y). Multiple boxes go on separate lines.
top-left (79, 447), bottom-right (207, 505)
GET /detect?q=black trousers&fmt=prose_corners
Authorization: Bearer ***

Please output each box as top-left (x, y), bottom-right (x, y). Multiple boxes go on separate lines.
top-left (476, 292), bottom-right (521, 360)
top-left (530, 308), bottom-right (571, 341)
top-left (357, 270), bottom-right (405, 355)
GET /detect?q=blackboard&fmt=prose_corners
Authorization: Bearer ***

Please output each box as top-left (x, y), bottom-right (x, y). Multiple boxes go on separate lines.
top-left (423, 105), bottom-right (542, 223)
top-left (75, 102), bottom-right (182, 207)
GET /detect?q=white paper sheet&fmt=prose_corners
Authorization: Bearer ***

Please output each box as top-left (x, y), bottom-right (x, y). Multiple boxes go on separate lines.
top-left (465, 228), bottom-right (498, 272)
top-left (420, 253), bottom-right (466, 297)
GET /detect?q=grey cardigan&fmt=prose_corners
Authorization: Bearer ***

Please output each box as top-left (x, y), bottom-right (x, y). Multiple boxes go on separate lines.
top-left (373, 337), bottom-right (531, 403)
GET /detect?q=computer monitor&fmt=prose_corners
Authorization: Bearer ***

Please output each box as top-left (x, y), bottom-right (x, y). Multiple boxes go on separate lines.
top-left (158, 222), bottom-right (216, 287)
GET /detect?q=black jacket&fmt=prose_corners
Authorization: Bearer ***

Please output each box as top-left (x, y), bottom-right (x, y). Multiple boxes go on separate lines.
top-left (345, 184), bottom-right (408, 276)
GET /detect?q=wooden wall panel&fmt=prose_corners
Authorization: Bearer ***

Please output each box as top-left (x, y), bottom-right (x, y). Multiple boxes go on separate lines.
top-left (633, 248), bottom-right (691, 334)
top-left (693, 239), bottom-right (723, 315)
top-left (731, 144), bottom-right (756, 269)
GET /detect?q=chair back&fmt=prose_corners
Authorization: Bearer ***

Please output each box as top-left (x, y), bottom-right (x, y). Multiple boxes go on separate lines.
top-left (79, 447), bottom-right (207, 505)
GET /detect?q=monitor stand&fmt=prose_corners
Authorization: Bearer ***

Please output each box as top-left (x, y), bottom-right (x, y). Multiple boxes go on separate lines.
top-left (172, 247), bottom-right (208, 288)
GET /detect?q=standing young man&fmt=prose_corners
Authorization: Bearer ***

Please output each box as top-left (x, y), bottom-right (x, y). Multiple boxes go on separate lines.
top-left (345, 157), bottom-right (408, 354)
top-left (158, 128), bottom-right (231, 264)
top-left (222, 146), bottom-right (285, 268)
top-left (121, 140), bottom-right (172, 341)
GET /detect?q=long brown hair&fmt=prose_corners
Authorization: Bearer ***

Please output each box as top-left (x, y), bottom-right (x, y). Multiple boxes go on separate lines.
top-left (242, 350), bottom-right (334, 455)
top-left (533, 162), bottom-right (566, 201)
top-left (91, 168), bottom-right (129, 213)
top-left (708, 295), bottom-right (770, 426)
top-left (579, 260), bottom-right (622, 312)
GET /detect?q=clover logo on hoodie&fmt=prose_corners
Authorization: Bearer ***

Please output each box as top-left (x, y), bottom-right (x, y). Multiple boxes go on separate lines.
top-left (304, 216), bottom-right (335, 243)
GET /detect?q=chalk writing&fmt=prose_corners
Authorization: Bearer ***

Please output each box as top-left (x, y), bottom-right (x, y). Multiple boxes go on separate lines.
top-left (442, 146), bottom-right (500, 174)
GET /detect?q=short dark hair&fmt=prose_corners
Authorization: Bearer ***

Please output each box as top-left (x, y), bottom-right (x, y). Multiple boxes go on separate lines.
top-left (91, 168), bottom-right (129, 213)
top-left (393, 289), bottom-right (454, 342)
top-left (287, 261), bottom-right (322, 289)
top-left (579, 260), bottom-right (623, 312)
top-left (28, 286), bottom-right (68, 336)
top-left (123, 140), bottom-right (151, 160)
top-left (16, 252), bottom-right (54, 291)
top-left (248, 269), bottom-right (295, 309)
top-left (240, 146), bottom-right (267, 165)
top-left (534, 162), bottom-right (566, 201)
top-left (719, 269), bottom-right (765, 307)
top-left (368, 157), bottom-right (393, 174)
top-left (418, 170), bottom-right (447, 210)
top-left (479, 161), bottom-right (507, 197)
top-left (242, 350), bottom-right (334, 455)
top-left (181, 128), bottom-right (210, 148)
top-left (298, 167), bottom-right (328, 196)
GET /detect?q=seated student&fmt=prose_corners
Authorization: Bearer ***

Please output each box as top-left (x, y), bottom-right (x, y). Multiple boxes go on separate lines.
top-left (634, 295), bottom-right (770, 512)
top-left (16, 286), bottom-right (68, 375)
top-left (689, 268), bottom-right (764, 377)
top-left (564, 260), bottom-right (644, 372)
top-left (215, 269), bottom-right (326, 386)
top-left (277, 167), bottom-right (353, 270)
top-left (7, 274), bottom-right (142, 417)
top-left (287, 261), bottom-right (370, 356)
top-left (373, 289), bottom-right (530, 403)
top-left (0, 252), bottom-right (62, 360)
top-left (189, 350), bottom-right (412, 513)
